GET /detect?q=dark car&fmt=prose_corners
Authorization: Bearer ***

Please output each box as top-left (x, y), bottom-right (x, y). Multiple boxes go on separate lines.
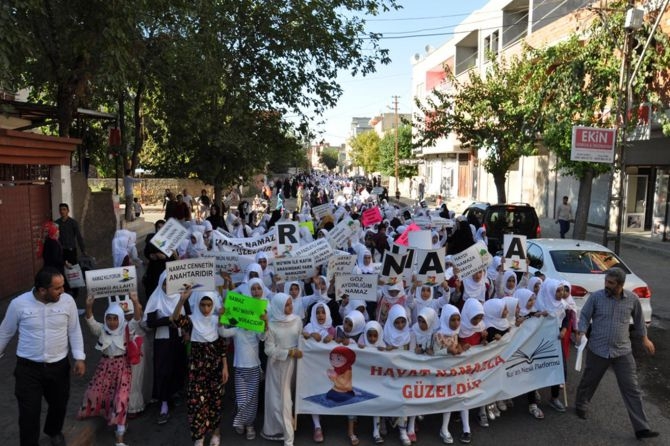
top-left (462, 202), bottom-right (490, 226)
top-left (482, 203), bottom-right (541, 254)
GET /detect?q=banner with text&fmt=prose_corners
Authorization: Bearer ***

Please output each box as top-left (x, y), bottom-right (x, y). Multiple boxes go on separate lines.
top-left (296, 316), bottom-right (563, 416)
top-left (85, 266), bottom-right (138, 298)
top-left (326, 217), bottom-right (359, 249)
top-left (165, 258), bottom-right (216, 295)
top-left (274, 256), bottom-right (315, 281)
top-left (211, 227), bottom-right (277, 257)
top-left (292, 238), bottom-right (334, 267)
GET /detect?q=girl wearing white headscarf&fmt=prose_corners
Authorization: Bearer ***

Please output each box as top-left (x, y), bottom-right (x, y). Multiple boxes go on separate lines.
top-left (143, 271), bottom-right (188, 425)
top-left (358, 320), bottom-right (386, 350)
top-left (376, 283), bottom-right (408, 326)
top-left (79, 293), bottom-right (142, 446)
top-left (112, 229), bottom-right (139, 267)
top-left (262, 293), bottom-right (303, 446)
top-left (254, 252), bottom-right (275, 288)
top-left (184, 231), bottom-right (208, 259)
top-left (526, 276), bottom-right (543, 295)
top-left (219, 278), bottom-right (267, 439)
top-left (411, 307), bottom-right (438, 354)
top-left (496, 270), bottom-right (518, 297)
top-left (475, 227), bottom-right (488, 247)
top-left (407, 284), bottom-right (449, 324)
top-left (354, 249), bottom-right (376, 274)
top-left (302, 302), bottom-right (334, 341)
top-left (433, 304), bottom-right (471, 444)
top-left (339, 298), bottom-right (369, 323)
top-left (335, 309), bottom-right (366, 345)
top-left (514, 288), bottom-right (539, 318)
top-left (462, 269), bottom-right (488, 303)
top-left (235, 263), bottom-right (272, 297)
top-left (483, 298), bottom-right (510, 341)
top-left (171, 290), bottom-right (228, 446)
top-left (535, 278), bottom-right (570, 414)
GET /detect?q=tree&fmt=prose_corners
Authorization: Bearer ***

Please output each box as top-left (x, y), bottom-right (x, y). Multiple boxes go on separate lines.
top-left (414, 53), bottom-right (539, 203)
top-left (2, 0), bottom-right (141, 136)
top-left (320, 147), bottom-right (340, 171)
top-left (349, 130), bottom-right (381, 174)
top-left (528, 2), bottom-right (670, 239)
top-left (377, 124), bottom-right (417, 179)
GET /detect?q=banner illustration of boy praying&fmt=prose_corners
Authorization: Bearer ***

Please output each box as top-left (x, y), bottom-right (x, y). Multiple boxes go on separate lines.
top-left (326, 346), bottom-right (356, 402)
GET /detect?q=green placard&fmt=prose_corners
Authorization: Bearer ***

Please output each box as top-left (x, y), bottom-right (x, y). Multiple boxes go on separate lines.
top-left (219, 291), bottom-right (268, 333)
top-left (299, 220), bottom-right (315, 235)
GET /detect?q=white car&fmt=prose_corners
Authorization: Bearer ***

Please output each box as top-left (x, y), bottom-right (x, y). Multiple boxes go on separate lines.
top-left (526, 239), bottom-right (652, 325)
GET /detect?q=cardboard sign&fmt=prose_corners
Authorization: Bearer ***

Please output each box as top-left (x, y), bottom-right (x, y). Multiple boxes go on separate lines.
top-left (299, 220), bottom-right (315, 235)
top-left (395, 223), bottom-right (421, 246)
top-left (204, 252), bottom-right (244, 274)
top-left (379, 251), bottom-right (407, 285)
top-left (503, 234), bottom-right (528, 271)
top-left (165, 258), bottom-right (216, 295)
top-left (326, 254), bottom-right (358, 283)
top-left (312, 203), bottom-right (332, 219)
top-left (336, 274), bottom-right (378, 302)
top-left (276, 222), bottom-right (301, 257)
top-left (412, 216), bottom-right (432, 229)
top-left (408, 230), bottom-right (433, 249)
top-left (85, 266), bottom-right (138, 298)
top-left (452, 241), bottom-right (492, 279)
top-left (219, 291), bottom-right (268, 333)
top-left (361, 207), bottom-right (383, 227)
top-left (430, 216), bottom-right (454, 229)
top-left (414, 249), bottom-right (446, 286)
top-left (274, 256), bottom-right (315, 280)
top-left (326, 216), bottom-right (359, 249)
top-left (108, 295), bottom-right (134, 314)
top-left (150, 218), bottom-right (190, 256)
top-left (292, 238), bottom-right (334, 267)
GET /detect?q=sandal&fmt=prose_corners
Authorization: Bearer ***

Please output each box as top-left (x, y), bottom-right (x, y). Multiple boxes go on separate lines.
top-left (209, 433), bottom-right (221, 446)
top-left (373, 434), bottom-right (385, 444)
top-left (349, 434), bottom-right (360, 446)
top-left (313, 427), bottom-right (324, 443)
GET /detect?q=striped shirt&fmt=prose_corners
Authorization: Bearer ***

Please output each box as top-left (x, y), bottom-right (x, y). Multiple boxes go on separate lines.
top-left (578, 288), bottom-right (646, 358)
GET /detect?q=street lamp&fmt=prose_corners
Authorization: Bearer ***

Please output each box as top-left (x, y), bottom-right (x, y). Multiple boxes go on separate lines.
top-left (392, 95), bottom-right (400, 200)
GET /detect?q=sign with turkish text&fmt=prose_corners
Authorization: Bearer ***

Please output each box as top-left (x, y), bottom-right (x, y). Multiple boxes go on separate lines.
top-left (414, 249), bottom-right (446, 286)
top-left (292, 238), bottom-right (334, 267)
top-left (85, 266), bottom-right (138, 298)
top-left (165, 258), bottom-right (216, 295)
top-left (327, 254), bottom-right (358, 283)
top-left (150, 218), bottom-right (190, 256)
top-left (273, 256), bottom-right (316, 281)
top-left (571, 126), bottom-right (616, 163)
top-left (219, 291), bottom-right (268, 333)
top-left (361, 207), bottom-right (383, 227)
top-left (276, 222), bottom-right (301, 257)
top-left (336, 274), bottom-right (378, 302)
top-left (452, 241), bottom-right (492, 279)
top-left (312, 203), bottom-right (332, 220)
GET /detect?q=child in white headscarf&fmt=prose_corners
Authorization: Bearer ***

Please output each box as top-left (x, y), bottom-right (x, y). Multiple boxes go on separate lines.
top-left (335, 310), bottom-right (366, 346)
top-left (184, 231), bottom-right (208, 259)
top-left (79, 293), bottom-right (143, 446)
top-left (483, 298), bottom-right (511, 420)
top-left (433, 304), bottom-right (470, 444)
top-left (375, 283), bottom-right (407, 326)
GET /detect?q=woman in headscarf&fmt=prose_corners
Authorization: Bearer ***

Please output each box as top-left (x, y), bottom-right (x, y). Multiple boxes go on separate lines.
top-left (446, 219), bottom-right (476, 255)
top-left (41, 221), bottom-right (65, 276)
top-left (254, 252), bottom-right (274, 288)
top-left (475, 227), bottom-right (489, 248)
top-left (207, 204), bottom-right (228, 232)
top-left (112, 229), bottom-right (134, 267)
top-left (171, 290), bottom-right (228, 446)
top-left (142, 271), bottom-right (188, 425)
top-left (261, 293), bottom-right (303, 445)
top-left (184, 231), bottom-right (208, 259)
top-left (354, 249), bottom-right (376, 274)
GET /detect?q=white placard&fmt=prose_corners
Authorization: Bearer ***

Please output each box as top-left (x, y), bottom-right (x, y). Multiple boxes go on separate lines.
top-left (275, 222), bottom-right (301, 257)
top-left (274, 256), bottom-right (316, 281)
top-left (312, 203), bottom-right (332, 219)
top-left (211, 227), bottom-right (277, 257)
top-left (379, 251), bottom-right (407, 285)
top-left (292, 238), bottom-right (334, 267)
top-left (327, 254), bottom-right (358, 283)
top-left (204, 251), bottom-right (244, 274)
top-left (326, 216), bottom-right (359, 249)
top-left (414, 248), bottom-right (446, 286)
top-left (150, 218), bottom-right (190, 256)
top-left (452, 241), bottom-right (493, 279)
top-left (336, 274), bottom-right (378, 302)
top-left (503, 234), bottom-right (528, 271)
top-left (408, 230), bottom-right (433, 249)
top-left (85, 266), bottom-right (138, 298)
top-left (165, 258), bottom-right (216, 295)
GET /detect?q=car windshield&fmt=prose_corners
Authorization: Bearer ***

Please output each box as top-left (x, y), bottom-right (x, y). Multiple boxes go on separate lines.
top-left (549, 250), bottom-right (631, 274)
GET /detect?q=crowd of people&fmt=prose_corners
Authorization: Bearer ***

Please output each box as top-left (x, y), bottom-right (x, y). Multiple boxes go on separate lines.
top-left (0, 171), bottom-right (659, 446)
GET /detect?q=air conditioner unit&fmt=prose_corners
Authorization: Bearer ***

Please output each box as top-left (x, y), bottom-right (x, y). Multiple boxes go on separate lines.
top-left (624, 8), bottom-right (644, 30)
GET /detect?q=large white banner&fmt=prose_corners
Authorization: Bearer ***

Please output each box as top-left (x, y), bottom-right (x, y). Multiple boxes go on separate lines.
top-left (211, 228), bottom-right (277, 256)
top-left (296, 317), bottom-right (564, 416)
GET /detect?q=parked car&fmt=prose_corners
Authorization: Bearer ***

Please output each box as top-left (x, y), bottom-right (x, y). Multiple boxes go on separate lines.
top-left (461, 202), bottom-right (490, 226)
top-left (481, 203), bottom-right (541, 254)
top-left (526, 239), bottom-right (652, 325)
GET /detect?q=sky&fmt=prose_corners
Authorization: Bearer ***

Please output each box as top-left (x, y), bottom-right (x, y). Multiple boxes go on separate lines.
top-left (315, 0), bottom-right (490, 145)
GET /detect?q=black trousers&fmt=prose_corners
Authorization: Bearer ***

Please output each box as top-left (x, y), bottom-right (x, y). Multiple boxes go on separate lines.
top-left (14, 357), bottom-right (70, 446)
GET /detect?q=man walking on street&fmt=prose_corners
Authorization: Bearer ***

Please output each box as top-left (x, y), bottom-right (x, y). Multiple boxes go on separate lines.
top-left (0, 267), bottom-right (86, 446)
top-left (556, 195), bottom-right (573, 239)
top-left (574, 268), bottom-right (659, 440)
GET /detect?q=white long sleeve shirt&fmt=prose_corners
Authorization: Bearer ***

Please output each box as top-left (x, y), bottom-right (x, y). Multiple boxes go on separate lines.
top-left (0, 290), bottom-right (85, 362)
top-left (219, 326), bottom-right (265, 368)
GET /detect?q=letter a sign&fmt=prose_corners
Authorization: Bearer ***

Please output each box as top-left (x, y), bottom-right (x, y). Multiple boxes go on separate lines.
top-left (503, 234), bottom-right (527, 271)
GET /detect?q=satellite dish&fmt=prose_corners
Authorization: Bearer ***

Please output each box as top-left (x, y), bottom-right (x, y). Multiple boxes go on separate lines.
top-left (412, 53), bottom-right (421, 62)
top-left (425, 45), bottom-right (435, 54)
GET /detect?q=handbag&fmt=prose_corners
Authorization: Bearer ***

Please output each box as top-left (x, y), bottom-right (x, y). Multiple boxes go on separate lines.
top-left (125, 326), bottom-right (143, 365)
top-left (64, 264), bottom-right (86, 288)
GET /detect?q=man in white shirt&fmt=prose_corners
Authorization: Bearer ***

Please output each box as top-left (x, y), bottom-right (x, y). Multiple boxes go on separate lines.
top-left (556, 195), bottom-right (573, 239)
top-left (0, 267), bottom-right (86, 446)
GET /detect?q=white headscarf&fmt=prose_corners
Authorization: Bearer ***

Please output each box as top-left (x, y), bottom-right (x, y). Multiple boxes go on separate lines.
top-left (462, 273), bottom-right (487, 303)
top-left (303, 302), bottom-right (333, 338)
top-left (344, 299), bottom-right (369, 321)
top-left (536, 278), bottom-right (566, 320)
top-left (357, 249), bottom-right (376, 274)
top-left (189, 291), bottom-right (222, 343)
top-left (383, 304), bottom-right (411, 347)
top-left (514, 288), bottom-right (537, 317)
top-left (247, 278), bottom-right (267, 299)
top-left (501, 270), bottom-right (518, 296)
top-left (526, 276), bottom-right (543, 294)
top-left (411, 307), bottom-right (438, 348)
top-left (486, 256), bottom-right (502, 282)
top-left (459, 298), bottom-right (485, 338)
top-left (342, 309), bottom-right (366, 337)
top-left (269, 293), bottom-right (298, 323)
top-left (475, 227), bottom-right (488, 245)
top-left (144, 271), bottom-right (182, 320)
top-left (186, 231), bottom-right (208, 258)
top-left (438, 304), bottom-right (461, 336)
top-left (359, 321), bottom-right (386, 348)
top-left (112, 229), bottom-right (133, 267)
top-left (503, 295), bottom-right (519, 324)
top-left (483, 298), bottom-right (510, 332)
top-left (95, 304), bottom-right (127, 352)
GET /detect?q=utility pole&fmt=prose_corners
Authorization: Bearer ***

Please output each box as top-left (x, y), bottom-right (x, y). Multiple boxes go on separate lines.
top-left (392, 95), bottom-right (400, 200)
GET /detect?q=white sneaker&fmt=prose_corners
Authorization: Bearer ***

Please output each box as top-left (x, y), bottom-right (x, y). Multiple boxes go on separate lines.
top-left (399, 430), bottom-right (411, 446)
top-left (549, 398), bottom-right (566, 413)
top-left (496, 400), bottom-right (507, 411)
top-left (477, 411), bottom-right (489, 427)
top-left (440, 430), bottom-right (454, 444)
top-left (529, 404), bottom-right (544, 420)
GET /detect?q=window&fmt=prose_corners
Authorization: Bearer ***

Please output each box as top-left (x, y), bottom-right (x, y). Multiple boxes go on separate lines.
top-left (548, 250), bottom-right (630, 274)
top-left (527, 243), bottom-right (544, 270)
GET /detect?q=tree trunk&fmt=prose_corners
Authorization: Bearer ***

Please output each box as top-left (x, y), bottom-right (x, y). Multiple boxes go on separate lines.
top-left (492, 171), bottom-right (507, 203)
top-left (56, 83), bottom-right (76, 137)
top-left (131, 81), bottom-right (145, 171)
top-left (573, 169), bottom-right (594, 240)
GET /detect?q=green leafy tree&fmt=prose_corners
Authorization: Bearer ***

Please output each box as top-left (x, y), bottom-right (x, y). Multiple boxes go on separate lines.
top-left (319, 147), bottom-right (340, 171)
top-left (349, 130), bottom-right (381, 174)
top-left (528, 2), bottom-right (670, 239)
top-left (377, 124), bottom-right (417, 179)
top-left (415, 54), bottom-right (539, 203)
